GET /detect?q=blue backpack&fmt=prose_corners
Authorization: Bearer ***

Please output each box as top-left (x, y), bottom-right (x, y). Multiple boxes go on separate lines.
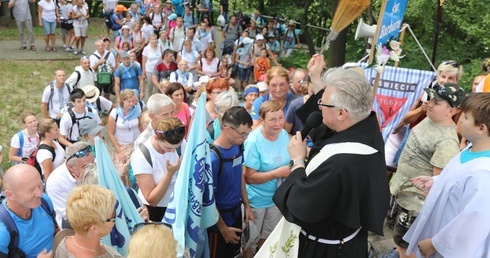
top-left (105, 9), bottom-right (122, 31)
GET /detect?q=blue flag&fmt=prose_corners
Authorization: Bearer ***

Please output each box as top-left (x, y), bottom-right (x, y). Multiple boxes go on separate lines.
top-left (164, 93), bottom-right (219, 258)
top-left (95, 137), bottom-right (144, 256)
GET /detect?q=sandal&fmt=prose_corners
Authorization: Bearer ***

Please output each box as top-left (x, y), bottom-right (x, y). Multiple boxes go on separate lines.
top-left (45, 46), bottom-right (50, 52)
top-left (52, 47), bottom-right (58, 52)
top-left (30, 46), bottom-right (37, 51)
top-left (20, 46), bottom-right (27, 50)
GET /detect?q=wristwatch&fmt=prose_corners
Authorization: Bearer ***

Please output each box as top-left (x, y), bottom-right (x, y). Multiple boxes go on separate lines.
top-left (289, 159), bottom-right (304, 169)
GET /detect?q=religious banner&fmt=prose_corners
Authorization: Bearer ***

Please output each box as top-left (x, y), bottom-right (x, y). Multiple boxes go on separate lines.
top-left (361, 63), bottom-right (435, 141)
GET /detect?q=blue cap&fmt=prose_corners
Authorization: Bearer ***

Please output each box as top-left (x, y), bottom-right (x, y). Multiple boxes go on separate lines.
top-left (244, 86), bottom-right (259, 97)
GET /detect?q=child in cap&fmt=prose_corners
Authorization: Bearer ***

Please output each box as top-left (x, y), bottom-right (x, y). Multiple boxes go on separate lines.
top-left (385, 82), bottom-right (466, 258)
top-left (404, 93), bottom-right (490, 257)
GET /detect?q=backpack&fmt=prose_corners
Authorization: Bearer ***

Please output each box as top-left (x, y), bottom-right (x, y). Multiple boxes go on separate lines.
top-left (0, 195), bottom-right (56, 258)
top-left (65, 106), bottom-right (95, 141)
top-left (92, 52), bottom-right (113, 87)
top-left (150, 11), bottom-right (164, 26)
top-left (209, 143), bottom-right (244, 177)
top-left (27, 144), bottom-right (56, 179)
top-left (14, 131), bottom-right (24, 164)
top-left (284, 29), bottom-right (297, 45)
top-left (47, 81), bottom-right (73, 112)
top-left (171, 26), bottom-right (186, 41)
top-left (105, 9), bottom-right (122, 31)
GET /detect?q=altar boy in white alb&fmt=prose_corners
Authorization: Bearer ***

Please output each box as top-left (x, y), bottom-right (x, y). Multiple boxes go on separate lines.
top-left (405, 93), bottom-right (490, 258)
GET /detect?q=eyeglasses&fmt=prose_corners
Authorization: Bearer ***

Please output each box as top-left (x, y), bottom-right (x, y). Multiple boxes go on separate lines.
top-left (66, 145), bottom-right (93, 161)
top-left (131, 222), bottom-right (172, 235)
top-left (80, 56), bottom-right (89, 61)
top-left (105, 210), bottom-right (116, 223)
top-left (155, 126), bottom-right (186, 138)
top-left (317, 99), bottom-right (346, 111)
top-left (211, 91), bottom-right (224, 95)
top-left (227, 125), bottom-right (250, 138)
top-left (441, 60), bottom-right (460, 68)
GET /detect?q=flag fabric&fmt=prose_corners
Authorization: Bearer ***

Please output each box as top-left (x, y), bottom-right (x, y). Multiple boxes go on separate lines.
top-left (164, 93), bottom-right (219, 258)
top-left (95, 137), bottom-right (144, 256)
top-left (360, 63), bottom-right (435, 141)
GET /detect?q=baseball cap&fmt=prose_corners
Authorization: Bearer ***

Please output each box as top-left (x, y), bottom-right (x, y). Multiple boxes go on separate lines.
top-left (424, 82), bottom-right (466, 109)
top-left (120, 51), bottom-right (130, 59)
top-left (121, 25), bottom-right (131, 31)
top-left (255, 34), bottom-right (264, 41)
top-left (116, 4), bottom-right (127, 13)
top-left (257, 82), bottom-right (268, 92)
top-left (102, 37), bottom-right (111, 43)
top-left (79, 119), bottom-right (104, 136)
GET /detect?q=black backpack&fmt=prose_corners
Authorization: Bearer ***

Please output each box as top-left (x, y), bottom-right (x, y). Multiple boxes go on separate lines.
top-left (105, 9), bottom-right (121, 31)
top-left (0, 196), bottom-right (56, 258)
top-left (27, 144), bottom-right (56, 179)
top-left (65, 106), bottom-right (95, 142)
top-left (209, 143), bottom-right (244, 177)
top-left (46, 81), bottom-right (73, 112)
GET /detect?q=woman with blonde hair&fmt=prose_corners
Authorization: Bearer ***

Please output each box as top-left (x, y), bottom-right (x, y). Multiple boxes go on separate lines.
top-left (55, 184), bottom-right (122, 257)
top-left (128, 224), bottom-right (177, 258)
top-left (131, 116), bottom-right (185, 222)
top-left (108, 89), bottom-right (141, 186)
top-left (9, 111), bottom-right (39, 164)
top-left (36, 118), bottom-right (65, 180)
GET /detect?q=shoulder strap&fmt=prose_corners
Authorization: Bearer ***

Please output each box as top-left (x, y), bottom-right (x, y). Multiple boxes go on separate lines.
top-left (209, 143), bottom-right (224, 177)
top-left (92, 53), bottom-right (101, 59)
top-left (16, 131), bottom-right (24, 158)
top-left (47, 80), bottom-right (56, 111)
top-left (104, 51), bottom-right (111, 60)
top-left (0, 200), bottom-right (20, 249)
top-left (40, 196), bottom-right (56, 223)
top-left (39, 144), bottom-right (56, 162)
top-left (74, 70), bottom-right (81, 89)
top-left (139, 143), bottom-right (152, 168)
top-left (96, 97), bottom-right (101, 111)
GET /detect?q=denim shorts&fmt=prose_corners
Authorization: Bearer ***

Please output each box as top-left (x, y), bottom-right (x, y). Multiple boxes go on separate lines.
top-left (238, 67), bottom-right (252, 82)
top-left (42, 18), bottom-right (56, 34)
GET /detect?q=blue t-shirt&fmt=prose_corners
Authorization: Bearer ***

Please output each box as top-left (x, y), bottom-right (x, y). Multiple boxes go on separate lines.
top-left (267, 40), bottom-right (281, 53)
top-left (460, 147), bottom-right (490, 164)
top-left (114, 63), bottom-right (142, 91)
top-left (0, 194), bottom-right (55, 257)
top-left (172, 0), bottom-right (184, 16)
top-left (209, 144), bottom-right (243, 229)
top-left (283, 29), bottom-right (301, 49)
top-left (244, 127), bottom-right (290, 208)
top-left (250, 93), bottom-right (296, 121)
top-left (285, 96), bottom-right (305, 134)
top-left (183, 13), bottom-right (196, 29)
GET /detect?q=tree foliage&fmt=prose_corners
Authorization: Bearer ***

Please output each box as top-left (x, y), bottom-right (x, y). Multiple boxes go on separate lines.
top-left (231, 0), bottom-right (489, 90)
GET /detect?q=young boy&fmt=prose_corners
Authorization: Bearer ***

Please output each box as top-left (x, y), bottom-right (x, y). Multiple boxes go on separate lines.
top-left (384, 83), bottom-right (466, 258)
top-left (58, 88), bottom-right (102, 147)
top-left (404, 93), bottom-right (490, 257)
top-left (253, 48), bottom-right (270, 83)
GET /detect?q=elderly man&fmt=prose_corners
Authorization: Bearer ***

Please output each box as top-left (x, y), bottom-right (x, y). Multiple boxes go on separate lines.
top-left (272, 56), bottom-right (390, 257)
top-left (289, 68), bottom-right (306, 96)
top-left (90, 39), bottom-right (116, 99)
top-left (8, 0), bottom-right (36, 51)
top-left (65, 55), bottom-right (97, 89)
top-left (46, 142), bottom-right (95, 229)
top-left (0, 164), bottom-right (57, 257)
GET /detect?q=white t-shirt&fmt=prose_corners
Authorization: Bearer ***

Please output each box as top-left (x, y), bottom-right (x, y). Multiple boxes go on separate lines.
top-left (60, 3), bottom-right (73, 23)
top-left (46, 163), bottom-right (77, 228)
top-left (180, 49), bottom-right (200, 66)
top-left (59, 107), bottom-right (102, 141)
top-left (10, 130), bottom-right (39, 158)
top-left (41, 83), bottom-right (72, 119)
top-left (89, 50), bottom-right (116, 74)
top-left (109, 109), bottom-right (140, 144)
top-left (65, 66), bottom-right (97, 89)
top-left (38, 0), bottom-right (56, 22)
top-left (170, 26), bottom-right (186, 52)
top-left (169, 71), bottom-right (193, 87)
top-left (141, 24), bottom-right (154, 43)
top-left (131, 138), bottom-right (179, 207)
top-left (71, 5), bottom-right (88, 28)
top-left (36, 141), bottom-right (66, 176)
top-left (90, 96), bottom-right (113, 115)
top-left (102, 0), bottom-right (117, 12)
top-left (142, 46), bottom-right (163, 74)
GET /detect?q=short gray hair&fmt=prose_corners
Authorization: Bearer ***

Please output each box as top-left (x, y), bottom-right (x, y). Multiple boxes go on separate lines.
top-left (81, 163), bottom-right (98, 185)
top-left (66, 142), bottom-right (91, 167)
top-left (147, 93), bottom-right (175, 113)
top-left (322, 67), bottom-right (373, 122)
top-left (214, 91), bottom-right (239, 116)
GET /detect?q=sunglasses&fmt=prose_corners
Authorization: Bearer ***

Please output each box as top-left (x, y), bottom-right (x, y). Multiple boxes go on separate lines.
top-left (131, 222), bottom-right (172, 235)
top-left (80, 56), bottom-right (89, 61)
top-left (105, 210), bottom-right (116, 223)
top-left (155, 126), bottom-right (186, 138)
top-left (66, 145), bottom-right (93, 161)
top-left (441, 60), bottom-right (460, 68)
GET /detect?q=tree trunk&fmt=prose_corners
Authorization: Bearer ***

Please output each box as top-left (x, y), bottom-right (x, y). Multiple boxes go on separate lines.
top-left (299, 0), bottom-right (315, 55)
top-left (327, 0), bottom-right (346, 67)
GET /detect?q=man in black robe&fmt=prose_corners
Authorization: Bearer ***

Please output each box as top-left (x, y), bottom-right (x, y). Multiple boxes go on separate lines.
top-left (273, 55), bottom-right (390, 257)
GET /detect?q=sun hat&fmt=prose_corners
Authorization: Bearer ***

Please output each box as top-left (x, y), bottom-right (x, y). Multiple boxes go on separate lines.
top-left (81, 85), bottom-right (100, 103)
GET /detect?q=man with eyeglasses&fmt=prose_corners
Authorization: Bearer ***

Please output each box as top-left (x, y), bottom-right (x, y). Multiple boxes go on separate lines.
top-left (207, 107), bottom-right (254, 258)
top-left (0, 164), bottom-right (58, 257)
top-left (289, 68), bottom-right (306, 96)
top-left (46, 142), bottom-right (95, 229)
top-left (271, 56), bottom-right (390, 258)
top-left (65, 56), bottom-right (97, 89)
